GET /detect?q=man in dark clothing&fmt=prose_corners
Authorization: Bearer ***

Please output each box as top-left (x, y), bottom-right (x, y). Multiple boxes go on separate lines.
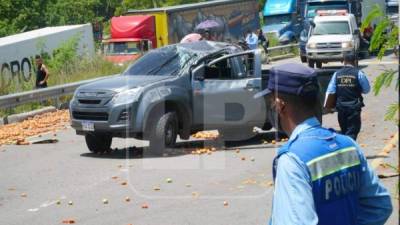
top-left (35, 55), bottom-right (49, 89)
top-left (325, 52), bottom-right (370, 140)
top-left (257, 29), bottom-right (269, 53)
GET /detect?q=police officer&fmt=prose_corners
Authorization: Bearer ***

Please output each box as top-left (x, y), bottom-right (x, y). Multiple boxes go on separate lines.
top-left (254, 63), bottom-right (392, 225)
top-left (326, 52), bottom-right (370, 140)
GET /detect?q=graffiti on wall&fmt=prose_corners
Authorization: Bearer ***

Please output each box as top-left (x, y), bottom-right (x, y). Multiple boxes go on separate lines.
top-left (168, 1), bottom-right (259, 44)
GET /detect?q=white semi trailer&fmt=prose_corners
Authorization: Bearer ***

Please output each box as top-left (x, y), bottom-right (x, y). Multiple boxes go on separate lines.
top-left (0, 24), bottom-right (95, 92)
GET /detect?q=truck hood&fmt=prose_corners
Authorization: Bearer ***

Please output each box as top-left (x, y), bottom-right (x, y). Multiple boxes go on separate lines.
top-left (262, 23), bottom-right (288, 34)
top-left (308, 35), bottom-right (353, 44)
top-left (78, 75), bottom-right (172, 92)
top-left (104, 54), bottom-right (141, 64)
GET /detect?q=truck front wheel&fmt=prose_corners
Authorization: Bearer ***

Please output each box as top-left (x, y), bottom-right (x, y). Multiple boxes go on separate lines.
top-left (300, 55), bottom-right (307, 63)
top-left (85, 133), bottom-right (112, 153)
top-left (147, 112), bottom-right (178, 155)
top-left (316, 61), bottom-right (322, 69)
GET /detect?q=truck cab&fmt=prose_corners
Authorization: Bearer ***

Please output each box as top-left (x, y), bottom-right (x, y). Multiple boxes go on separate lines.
top-left (262, 0), bottom-right (304, 44)
top-left (306, 12), bottom-right (360, 68)
top-left (102, 38), bottom-right (152, 65)
top-left (102, 15), bottom-right (157, 65)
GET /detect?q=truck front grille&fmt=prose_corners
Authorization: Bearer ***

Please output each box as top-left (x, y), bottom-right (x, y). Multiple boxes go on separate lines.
top-left (317, 42), bottom-right (342, 49)
top-left (78, 99), bottom-right (102, 104)
top-left (72, 111), bottom-right (109, 121)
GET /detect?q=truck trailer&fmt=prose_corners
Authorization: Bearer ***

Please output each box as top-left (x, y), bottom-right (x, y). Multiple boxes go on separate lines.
top-left (102, 0), bottom-right (260, 64)
top-left (0, 24), bottom-right (95, 93)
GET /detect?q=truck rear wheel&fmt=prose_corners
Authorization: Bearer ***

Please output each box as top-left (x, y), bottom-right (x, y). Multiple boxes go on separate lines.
top-left (308, 59), bottom-right (315, 68)
top-left (300, 55), bottom-right (307, 63)
top-left (316, 61), bottom-right (322, 69)
top-left (147, 112), bottom-right (178, 155)
top-left (85, 133), bottom-right (112, 153)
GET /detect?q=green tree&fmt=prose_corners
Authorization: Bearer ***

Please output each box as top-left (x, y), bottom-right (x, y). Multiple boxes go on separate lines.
top-left (361, 4), bottom-right (399, 123)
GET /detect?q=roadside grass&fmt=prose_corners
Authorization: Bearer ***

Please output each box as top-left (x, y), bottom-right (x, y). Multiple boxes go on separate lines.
top-left (0, 56), bottom-right (125, 118)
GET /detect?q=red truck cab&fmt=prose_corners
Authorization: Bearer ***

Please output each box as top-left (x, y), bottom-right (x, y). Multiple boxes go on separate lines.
top-left (102, 15), bottom-right (156, 64)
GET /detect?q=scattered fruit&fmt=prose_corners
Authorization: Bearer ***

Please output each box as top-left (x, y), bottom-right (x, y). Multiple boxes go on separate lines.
top-left (62, 219), bottom-right (75, 224)
top-left (141, 203), bottom-right (149, 209)
top-left (111, 176), bottom-right (118, 180)
top-left (125, 197), bottom-right (131, 202)
top-left (223, 201), bottom-right (229, 206)
top-left (166, 178), bottom-right (173, 183)
top-left (271, 140), bottom-right (276, 145)
top-left (68, 201), bottom-right (73, 206)
top-left (185, 184), bottom-right (191, 187)
top-left (102, 198), bottom-right (109, 204)
top-left (235, 149), bottom-right (240, 153)
top-left (56, 200), bottom-right (61, 205)
top-left (121, 181), bottom-right (128, 186)
top-left (241, 156), bottom-right (246, 161)
top-left (250, 157), bottom-right (255, 162)
top-left (20, 193), bottom-right (27, 197)
top-left (153, 186), bottom-right (161, 191)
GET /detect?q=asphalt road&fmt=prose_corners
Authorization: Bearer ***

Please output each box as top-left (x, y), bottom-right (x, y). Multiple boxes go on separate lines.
top-left (0, 55), bottom-right (398, 225)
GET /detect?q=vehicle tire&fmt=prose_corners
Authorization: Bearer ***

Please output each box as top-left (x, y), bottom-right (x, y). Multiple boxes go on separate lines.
top-left (300, 55), bottom-right (307, 63)
top-left (316, 61), bottom-right (322, 69)
top-left (148, 112), bottom-right (178, 155)
top-left (85, 133), bottom-right (112, 153)
top-left (308, 59), bottom-right (315, 68)
top-left (219, 127), bottom-right (255, 142)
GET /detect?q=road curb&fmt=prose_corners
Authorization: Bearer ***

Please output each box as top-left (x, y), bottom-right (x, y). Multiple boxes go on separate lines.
top-left (1, 106), bottom-right (56, 125)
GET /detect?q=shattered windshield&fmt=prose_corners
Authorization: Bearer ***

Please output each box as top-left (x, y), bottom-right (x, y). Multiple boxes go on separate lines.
top-left (124, 45), bottom-right (197, 76)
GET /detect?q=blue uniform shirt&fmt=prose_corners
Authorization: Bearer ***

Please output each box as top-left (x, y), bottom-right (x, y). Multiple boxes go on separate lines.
top-left (326, 68), bottom-right (371, 94)
top-left (246, 33), bottom-right (258, 50)
top-left (270, 117), bottom-right (392, 225)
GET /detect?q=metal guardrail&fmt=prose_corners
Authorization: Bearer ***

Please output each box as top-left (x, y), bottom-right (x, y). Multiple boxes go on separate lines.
top-left (0, 44), bottom-right (300, 110)
top-left (0, 75), bottom-right (117, 109)
top-left (267, 43), bottom-right (299, 51)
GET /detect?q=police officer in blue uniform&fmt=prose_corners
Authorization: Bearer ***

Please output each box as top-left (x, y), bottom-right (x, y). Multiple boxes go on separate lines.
top-left (254, 63), bottom-right (392, 225)
top-left (326, 52), bottom-right (371, 140)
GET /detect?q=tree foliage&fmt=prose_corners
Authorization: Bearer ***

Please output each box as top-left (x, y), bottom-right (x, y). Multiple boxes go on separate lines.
top-left (0, 0), bottom-right (205, 37)
top-left (361, 4), bottom-right (399, 123)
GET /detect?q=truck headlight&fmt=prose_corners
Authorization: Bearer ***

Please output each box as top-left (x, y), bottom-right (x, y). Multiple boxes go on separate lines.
top-left (307, 43), bottom-right (317, 49)
top-left (341, 42), bottom-right (353, 48)
top-left (111, 88), bottom-right (142, 105)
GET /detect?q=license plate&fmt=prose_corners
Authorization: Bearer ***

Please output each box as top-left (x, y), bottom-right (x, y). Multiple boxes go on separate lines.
top-left (82, 121), bottom-right (94, 131)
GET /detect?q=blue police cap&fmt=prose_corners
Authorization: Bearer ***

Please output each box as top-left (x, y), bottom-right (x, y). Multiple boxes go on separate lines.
top-left (254, 63), bottom-right (319, 98)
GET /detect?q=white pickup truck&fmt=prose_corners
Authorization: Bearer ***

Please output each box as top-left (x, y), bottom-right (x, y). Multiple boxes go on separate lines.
top-left (306, 11), bottom-right (360, 68)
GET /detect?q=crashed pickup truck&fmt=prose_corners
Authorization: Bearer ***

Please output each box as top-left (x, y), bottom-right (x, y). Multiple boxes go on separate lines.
top-left (70, 41), bottom-right (332, 154)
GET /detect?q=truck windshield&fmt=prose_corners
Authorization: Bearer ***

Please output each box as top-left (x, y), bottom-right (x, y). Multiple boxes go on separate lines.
top-left (306, 2), bottom-right (348, 18)
top-left (312, 21), bottom-right (350, 35)
top-left (264, 14), bottom-right (291, 26)
top-left (103, 42), bottom-right (140, 55)
top-left (123, 45), bottom-right (195, 76)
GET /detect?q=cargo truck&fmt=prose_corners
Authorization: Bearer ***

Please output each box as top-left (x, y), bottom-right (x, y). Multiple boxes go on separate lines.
top-left (0, 24), bottom-right (95, 93)
top-left (102, 0), bottom-right (260, 64)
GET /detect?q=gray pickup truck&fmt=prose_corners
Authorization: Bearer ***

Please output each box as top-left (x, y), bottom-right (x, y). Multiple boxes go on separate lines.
top-left (70, 41), bottom-right (331, 154)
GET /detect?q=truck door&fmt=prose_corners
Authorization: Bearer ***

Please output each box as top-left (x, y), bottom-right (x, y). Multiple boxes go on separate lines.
top-left (191, 50), bottom-right (266, 130)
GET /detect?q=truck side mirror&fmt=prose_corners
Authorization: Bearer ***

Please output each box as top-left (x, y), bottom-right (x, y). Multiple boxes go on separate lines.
top-left (192, 65), bottom-right (205, 81)
top-left (353, 29), bottom-right (360, 35)
top-left (310, 21), bottom-right (316, 28)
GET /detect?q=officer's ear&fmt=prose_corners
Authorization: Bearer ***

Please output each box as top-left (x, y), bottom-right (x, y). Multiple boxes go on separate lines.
top-left (275, 97), bottom-right (286, 113)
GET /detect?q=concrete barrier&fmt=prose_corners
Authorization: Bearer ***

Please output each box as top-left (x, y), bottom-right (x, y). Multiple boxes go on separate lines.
top-left (1, 106), bottom-right (56, 125)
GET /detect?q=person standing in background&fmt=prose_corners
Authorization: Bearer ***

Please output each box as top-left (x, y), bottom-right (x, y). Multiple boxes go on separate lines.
top-left (245, 29), bottom-right (258, 50)
top-left (35, 55), bottom-right (49, 89)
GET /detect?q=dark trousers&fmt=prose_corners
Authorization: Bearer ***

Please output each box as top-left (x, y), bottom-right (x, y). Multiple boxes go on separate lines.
top-left (337, 108), bottom-right (361, 140)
